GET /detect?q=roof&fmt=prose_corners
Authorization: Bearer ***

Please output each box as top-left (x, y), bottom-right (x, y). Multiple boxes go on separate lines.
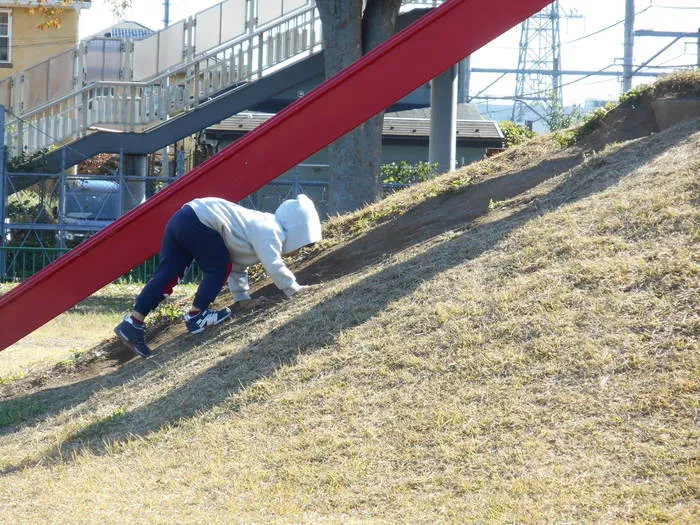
top-left (208, 104), bottom-right (503, 142)
top-left (91, 20), bottom-right (154, 41)
top-left (385, 103), bottom-right (485, 121)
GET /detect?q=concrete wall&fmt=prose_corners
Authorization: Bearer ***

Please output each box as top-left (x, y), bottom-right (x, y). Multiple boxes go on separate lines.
top-left (0, 6), bottom-right (80, 80)
top-left (652, 98), bottom-right (700, 131)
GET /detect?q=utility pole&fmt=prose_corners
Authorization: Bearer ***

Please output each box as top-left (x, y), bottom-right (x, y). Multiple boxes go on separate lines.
top-left (163, 0), bottom-right (170, 29)
top-left (623, 0), bottom-right (635, 93)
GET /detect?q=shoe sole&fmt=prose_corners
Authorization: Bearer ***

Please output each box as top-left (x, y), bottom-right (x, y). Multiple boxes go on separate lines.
top-left (114, 327), bottom-right (153, 358)
top-left (187, 310), bottom-right (232, 335)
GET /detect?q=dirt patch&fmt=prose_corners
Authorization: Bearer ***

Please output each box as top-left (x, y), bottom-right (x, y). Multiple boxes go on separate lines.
top-left (278, 151), bottom-right (584, 288)
top-left (577, 93), bottom-right (659, 152)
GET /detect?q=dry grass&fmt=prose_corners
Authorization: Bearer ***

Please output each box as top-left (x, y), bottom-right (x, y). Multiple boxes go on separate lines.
top-left (652, 69), bottom-right (700, 98)
top-left (0, 118), bottom-right (697, 522)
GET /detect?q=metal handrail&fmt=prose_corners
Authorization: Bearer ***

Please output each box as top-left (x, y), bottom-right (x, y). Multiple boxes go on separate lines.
top-left (7, 4), bottom-right (320, 122)
top-left (4, 0), bottom-right (441, 157)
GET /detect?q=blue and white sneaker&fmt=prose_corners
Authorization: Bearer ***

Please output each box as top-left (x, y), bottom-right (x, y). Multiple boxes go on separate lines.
top-left (114, 316), bottom-right (153, 358)
top-left (184, 308), bottom-right (232, 334)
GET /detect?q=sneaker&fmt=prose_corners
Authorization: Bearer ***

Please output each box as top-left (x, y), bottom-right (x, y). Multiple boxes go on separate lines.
top-left (184, 308), bottom-right (232, 334)
top-left (114, 316), bottom-right (153, 358)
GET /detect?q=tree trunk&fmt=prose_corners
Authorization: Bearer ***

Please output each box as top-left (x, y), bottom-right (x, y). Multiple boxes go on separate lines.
top-left (316, 0), bottom-right (402, 215)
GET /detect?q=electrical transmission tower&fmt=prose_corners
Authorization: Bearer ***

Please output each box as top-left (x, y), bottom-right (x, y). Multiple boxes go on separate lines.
top-left (512, 1), bottom-right (579, 126)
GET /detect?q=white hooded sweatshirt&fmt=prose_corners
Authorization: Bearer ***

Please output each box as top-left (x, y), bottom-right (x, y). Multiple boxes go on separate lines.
top-left (186, 194), bottom-right (322, 301)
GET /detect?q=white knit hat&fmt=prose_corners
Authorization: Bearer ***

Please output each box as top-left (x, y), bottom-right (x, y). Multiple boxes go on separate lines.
top-left (274, 194), bottom-right (322, 254)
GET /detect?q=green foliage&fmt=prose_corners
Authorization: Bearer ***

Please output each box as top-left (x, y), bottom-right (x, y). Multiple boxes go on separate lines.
top-left (576, 84), bottom-right (650, 140)
top-left (499, 120), bottom-right (536, 148)
top-left (488, 198), bottom-right (505, 210)
top-left (619, 84), bottom-right (651, 109)
top-left (543, 91), bottom-right (583, 132)
top-left (381, 161), bottom-right (436, 185)
top-left (7, 148), bottom-right (52, 173)
top-left (149, 302), bottom-right (184, 326)
top-left (0, 397), bottom-right (45, 427)
top-left (553, 130), bottom-right (577, 147)
top-left (577, 102), bottom-right (616, 138)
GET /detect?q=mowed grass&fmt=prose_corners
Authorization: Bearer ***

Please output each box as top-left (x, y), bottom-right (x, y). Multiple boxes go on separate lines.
top-left (0, 120), bottom-right (698, 523)
top-left (0, 283), bottom-right (198, 381)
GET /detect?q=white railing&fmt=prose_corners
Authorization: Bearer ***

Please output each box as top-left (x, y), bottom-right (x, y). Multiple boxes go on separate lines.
top-left (3, 0), bottom-right (438, 158)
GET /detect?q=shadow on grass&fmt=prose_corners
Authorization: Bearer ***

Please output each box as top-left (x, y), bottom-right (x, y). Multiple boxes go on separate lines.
top-left (0, 126), bottom-right (690, 472)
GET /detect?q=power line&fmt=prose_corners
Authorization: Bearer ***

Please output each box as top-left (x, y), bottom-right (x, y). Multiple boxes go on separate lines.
top-left (652, 5), bottom-right (700, 9)
top-left (563, 4), bottom-right (652, 45)
top-left (519, 63), bottom-right (619, 99)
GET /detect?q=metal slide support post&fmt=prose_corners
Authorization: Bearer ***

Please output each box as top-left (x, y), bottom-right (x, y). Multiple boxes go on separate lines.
top-left (58, 150), bottom-right (67, 250)
top-left (458, 56), bottom-right (471, 104)
top-left (429, 64), bottom-right (458, 174)
top-left (0, 106), bottom-right (6, 281)
top-left (176, 148), bottom-right (185, 178)
top-left (122, 154), bottom-right (147, 212)
top-left (118, 149), bottom-right (125, 216)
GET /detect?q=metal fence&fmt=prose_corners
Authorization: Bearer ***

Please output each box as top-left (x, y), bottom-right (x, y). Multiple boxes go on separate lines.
top-left (0, 166), bottom-right (409, 283)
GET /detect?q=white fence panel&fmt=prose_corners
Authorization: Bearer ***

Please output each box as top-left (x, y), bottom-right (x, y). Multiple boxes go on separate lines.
top-left (23, 62), bottom-right (49, 112)
top-left (159, 21), bottom-right (186, 72)
top-left (48, 50), bottom-right (76, 100)
top-left (258, 0), bottom-right (283, 26)
top-left (85, 38), bottom-right (122, 83)
top-left (195, 3), bottom-right (222, 55)
top-left (283, 0), bottom-right (309, 15)
top-left (220, 0), bottom-right (247, 43)
top-left (133, 33), bottom-right (159, 80)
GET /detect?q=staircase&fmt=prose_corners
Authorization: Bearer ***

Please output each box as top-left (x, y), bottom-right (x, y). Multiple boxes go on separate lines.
top-left (1, 0), bottom-right (441, 165)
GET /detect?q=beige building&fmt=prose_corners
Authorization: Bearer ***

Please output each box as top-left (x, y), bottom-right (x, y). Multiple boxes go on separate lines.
top-left (0, 0), bottom-right (90, 80)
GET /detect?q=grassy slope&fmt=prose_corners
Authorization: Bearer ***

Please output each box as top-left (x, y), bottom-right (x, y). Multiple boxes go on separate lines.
top-left (0, 283), bottom-right (198, 380)
top-left (0, 119), bottom-right (697, 523)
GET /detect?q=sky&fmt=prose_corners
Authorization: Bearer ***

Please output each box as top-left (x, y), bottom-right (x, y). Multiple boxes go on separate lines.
top-left (78, 0), bottom-right (700, 114)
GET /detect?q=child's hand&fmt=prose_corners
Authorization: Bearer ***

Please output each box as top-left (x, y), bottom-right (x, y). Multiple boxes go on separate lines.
top-left (238, 297), bottom-right (268, 309)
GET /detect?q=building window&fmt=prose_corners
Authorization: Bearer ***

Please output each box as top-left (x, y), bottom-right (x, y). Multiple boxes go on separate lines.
top-left (0, 11), bottom-right (10, 63)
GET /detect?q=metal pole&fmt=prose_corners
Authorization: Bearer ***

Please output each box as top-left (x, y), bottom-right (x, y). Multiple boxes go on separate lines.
top-left (697, 27), bottom-right (700, 68)
top-left (458, 56), bottom-right (471, 104)
top-left (118, 149), bottom-right (125, 216)
top-left (429, 64), bottom-right (458, 175)
top-left (623, 0), bottom-right (635, 93)
top-left (0, 105), bottom-right (6, 281)
top-left (58, 150), bottom-right (67, 250)
top-left (163, 0), bottom-right (170, 29)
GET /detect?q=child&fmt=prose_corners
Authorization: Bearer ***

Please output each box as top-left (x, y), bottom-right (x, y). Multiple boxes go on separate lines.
top-left (115, 194), bottom-right (322, 358)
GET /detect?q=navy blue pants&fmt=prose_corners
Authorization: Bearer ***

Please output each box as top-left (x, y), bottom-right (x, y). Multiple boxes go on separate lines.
top-left (134, 205), bottom-right (231, 316)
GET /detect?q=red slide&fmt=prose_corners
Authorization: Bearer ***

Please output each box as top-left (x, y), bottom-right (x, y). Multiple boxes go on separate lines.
top-left (0, 0), bottom-right (551, 351)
